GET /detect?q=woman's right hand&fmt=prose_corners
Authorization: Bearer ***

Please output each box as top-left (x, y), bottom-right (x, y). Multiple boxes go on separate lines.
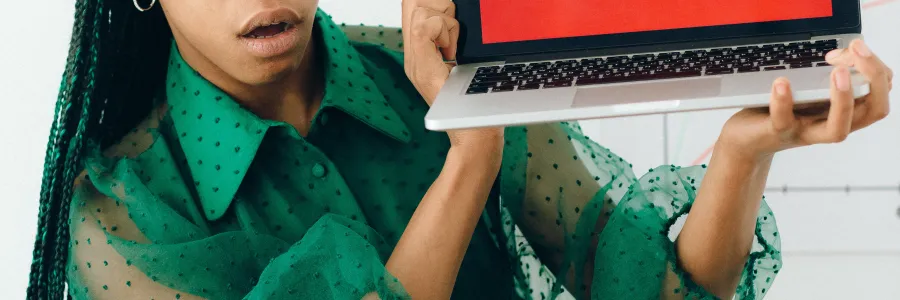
top-left (401, 0), bottom-right (504, 163)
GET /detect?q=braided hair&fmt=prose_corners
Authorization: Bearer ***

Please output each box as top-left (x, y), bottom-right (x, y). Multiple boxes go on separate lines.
top-left (27, 0), bottom-right (172, 298)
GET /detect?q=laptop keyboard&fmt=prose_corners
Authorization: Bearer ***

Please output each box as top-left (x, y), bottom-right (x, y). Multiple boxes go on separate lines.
top-left (466, 39), bottom-right (838, 94)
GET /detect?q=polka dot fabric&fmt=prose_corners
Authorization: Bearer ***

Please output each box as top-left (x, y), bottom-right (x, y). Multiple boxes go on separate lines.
top-left (65, 9), bottom-right (781, 300)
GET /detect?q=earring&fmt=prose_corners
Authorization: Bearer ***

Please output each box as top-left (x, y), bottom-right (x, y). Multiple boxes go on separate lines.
top-left (133, 0), bottom-right (156, 12)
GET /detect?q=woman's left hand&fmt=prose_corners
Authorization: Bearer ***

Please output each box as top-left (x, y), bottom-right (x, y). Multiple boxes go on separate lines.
top-left (401, 0), bottom-right (458, 105)
top-left (402, 0), bottom-right (504, 156)
top-left (718, 39), bottom-right (893, 161)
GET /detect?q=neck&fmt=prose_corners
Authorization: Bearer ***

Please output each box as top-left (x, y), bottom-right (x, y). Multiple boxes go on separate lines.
top-left (241, 43), bottom-right (323, 136)
top-left (174, 37), bottom-right (324, 136)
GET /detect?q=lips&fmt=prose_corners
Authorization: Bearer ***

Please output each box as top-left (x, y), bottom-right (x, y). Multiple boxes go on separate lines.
top-left (238, 8), bottom-right (303, 38)
top-left (243, 22), bottom-right (294, 39)
top-left (237, 8), bottom-right (304, 58)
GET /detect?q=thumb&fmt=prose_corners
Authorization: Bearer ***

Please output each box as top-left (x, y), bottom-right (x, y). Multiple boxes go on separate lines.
top-left (825, 47), bottom-right (854, 67)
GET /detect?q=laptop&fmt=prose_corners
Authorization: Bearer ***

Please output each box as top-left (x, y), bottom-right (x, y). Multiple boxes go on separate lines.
top-left (424, 0), bottom-right (871, 131)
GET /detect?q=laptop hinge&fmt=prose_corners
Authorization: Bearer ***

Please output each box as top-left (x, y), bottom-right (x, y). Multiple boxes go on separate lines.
top-left (505, 33), bottom-right (812, 64)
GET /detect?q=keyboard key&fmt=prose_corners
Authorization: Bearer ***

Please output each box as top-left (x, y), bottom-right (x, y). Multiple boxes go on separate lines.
top-left (632, 54), bottom-right (655, 61)
top-left (737, 66), bottom-right (760, 73)
top-left (575, 70), bottom-right (701, 86)
top-left (656, 69), bottom-right (703, 79)
top-left (466, 86), bottom-right (489, 94)
top-left (705, 67), bottom-right (734, 75)
top-left (468, 82), bottom-right (495, 89)
top-left (544, 80), bottom-right (573, 88)
top-left (501, 64), bottom-right (525, 71)
top-left (790, 63), bottom-right (812, 69)
top-left (763, 66), bottom-right (786, 71)
top-left (492, 85), bottom-right (515, 92)
top-left (816, 62), bottom-right (830, 67)
top-left (817, 39), bottom-right (838, 48)
top-left (758, 59), bottom-right (780, 67)
top-left (474, 71), bottom-right (508, 78)
top-left (472, 76), bottom-right (509, 85)
top-left (518, 83), bottom-right (541, 90)
top-left (679, 66), bottom-right (703, 73)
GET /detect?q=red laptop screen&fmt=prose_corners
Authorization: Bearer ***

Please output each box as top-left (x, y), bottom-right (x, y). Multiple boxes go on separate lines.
top-left (480, 0), bottom-right (833, 44)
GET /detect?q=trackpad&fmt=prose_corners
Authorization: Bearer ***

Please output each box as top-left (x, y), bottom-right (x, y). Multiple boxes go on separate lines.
top-left (572, 77), bottom-right (723, 107)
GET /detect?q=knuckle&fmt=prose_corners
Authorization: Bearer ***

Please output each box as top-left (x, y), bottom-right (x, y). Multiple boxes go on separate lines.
top-left (874, 107), bottom-right (890, 121)
top-left (447, 16), bottom-right (460, 29)
top-left (831, 130), bottom-right (849, 143)
top-left (771, 122), bottom-right (792, 133)
top-left (796, 136), bottom-right (814, 147)
top-left (411, 17), bottom-right (442, 39)
top-left (873, 66), bottom-right (887, 78)
top-left (411, 22), bottom-right (432, 39)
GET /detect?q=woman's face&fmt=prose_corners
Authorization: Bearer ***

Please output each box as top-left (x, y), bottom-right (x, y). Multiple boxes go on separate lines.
top-left (159, 0), bottom-right (320, 85)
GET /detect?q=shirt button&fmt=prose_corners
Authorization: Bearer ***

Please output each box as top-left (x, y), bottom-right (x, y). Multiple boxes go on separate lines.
top-left (312, 163), bottom-right (327, 178)
top-left (319, 113), bottom-right (329, 126)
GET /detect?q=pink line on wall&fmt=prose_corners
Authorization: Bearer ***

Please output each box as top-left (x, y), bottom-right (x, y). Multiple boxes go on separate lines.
top-left (863, 0), bottom-right (897, 9)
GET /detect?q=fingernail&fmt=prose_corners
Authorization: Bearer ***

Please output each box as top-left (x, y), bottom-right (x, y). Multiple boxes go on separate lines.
top-left (853, 41), bottom-right (872, 57)
top-left (774, 80), bottom-right (788, 96)
top-left (834, 67), bottom-right (850, 91)
top-left (825, 49), bottom-right (842, 60)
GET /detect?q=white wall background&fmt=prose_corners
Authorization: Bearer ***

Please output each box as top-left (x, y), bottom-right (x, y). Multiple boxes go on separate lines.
top-left (1, 0), bottom-right (898, 299)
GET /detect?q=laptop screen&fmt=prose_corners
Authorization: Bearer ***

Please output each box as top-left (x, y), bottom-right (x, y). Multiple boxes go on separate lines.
top-left (480, 0), bottom-right (834, 44)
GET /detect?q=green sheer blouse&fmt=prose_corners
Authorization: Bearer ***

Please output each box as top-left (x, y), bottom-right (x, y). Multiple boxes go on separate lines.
top-left (66, 9), bottom-right (782, 300)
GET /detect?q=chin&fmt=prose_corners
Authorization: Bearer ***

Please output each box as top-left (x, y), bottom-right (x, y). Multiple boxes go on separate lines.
top-left (239, 53), bottom-right (305, 85)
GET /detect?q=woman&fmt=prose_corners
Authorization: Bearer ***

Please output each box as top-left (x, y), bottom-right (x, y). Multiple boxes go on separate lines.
top-left (27, 0), bottom-right (892, 298)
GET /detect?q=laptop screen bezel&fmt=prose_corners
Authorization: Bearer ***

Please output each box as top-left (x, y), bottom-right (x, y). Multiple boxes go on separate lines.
top-left (456, 0), bottom-right (862, 63)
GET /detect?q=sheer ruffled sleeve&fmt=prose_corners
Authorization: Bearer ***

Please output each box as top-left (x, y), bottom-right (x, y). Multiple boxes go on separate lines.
top-left (498, 121), bottom-right (782, 300)
top-left (65, 109), bottom-right (409, 300)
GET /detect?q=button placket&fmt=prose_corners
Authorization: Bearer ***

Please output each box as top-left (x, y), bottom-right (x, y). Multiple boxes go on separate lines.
top-left (319, 112), bottom-right (329, 127)
top-left (312, 163), bottom-right (327, 178)
top-left (294, 141), bottom-right (367, 224)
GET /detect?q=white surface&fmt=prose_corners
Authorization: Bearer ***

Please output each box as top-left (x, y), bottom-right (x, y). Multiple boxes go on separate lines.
top-left (766, 192), bottom-right (900, 252)
top-left (1, 0), bottom-right (898, 299)
top-left (766, 253), bottom-right (900, 299)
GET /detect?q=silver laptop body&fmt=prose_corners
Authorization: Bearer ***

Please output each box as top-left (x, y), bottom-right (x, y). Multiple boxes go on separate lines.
top-left (425, 1), bottom-right (870, 130)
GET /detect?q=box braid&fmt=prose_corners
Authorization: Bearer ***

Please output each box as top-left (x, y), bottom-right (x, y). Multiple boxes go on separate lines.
top-left (27, 0), bottom-right (171, 298)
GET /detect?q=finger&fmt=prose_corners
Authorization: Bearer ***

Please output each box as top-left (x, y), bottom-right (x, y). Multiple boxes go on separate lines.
top-left (824, 48), bottom-right (854, 67)
top-left (888, 67), bottom-right (894, 91)
top-left (412, 9), bottom-right (451, 50)
top-left (411, 8), bottom-right (458, 60)
top-left (402, 0), bottom-right (455, 49)
top-left (409, 8), bottom-right (456, 102)
top-left (430, 2), bottom-right (458, 62)
top-left (799, 66), bottom-right (855, 144)
top-left (427, 0), bottom-right (455, 18)
top-left (441, 15), bottom-right (459, 62)
top-left (412, 0), bottom-right (456, 16)
top-left (846, 39), bottom-right (891, 130)
top-left (769, 78), bottom-right (796, 134)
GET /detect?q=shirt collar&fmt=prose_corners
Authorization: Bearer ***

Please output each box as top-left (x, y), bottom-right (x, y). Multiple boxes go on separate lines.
top-left (315, 11), bottom-right (411, 142)
top-left (165, 9), bottom-right (410, 220)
